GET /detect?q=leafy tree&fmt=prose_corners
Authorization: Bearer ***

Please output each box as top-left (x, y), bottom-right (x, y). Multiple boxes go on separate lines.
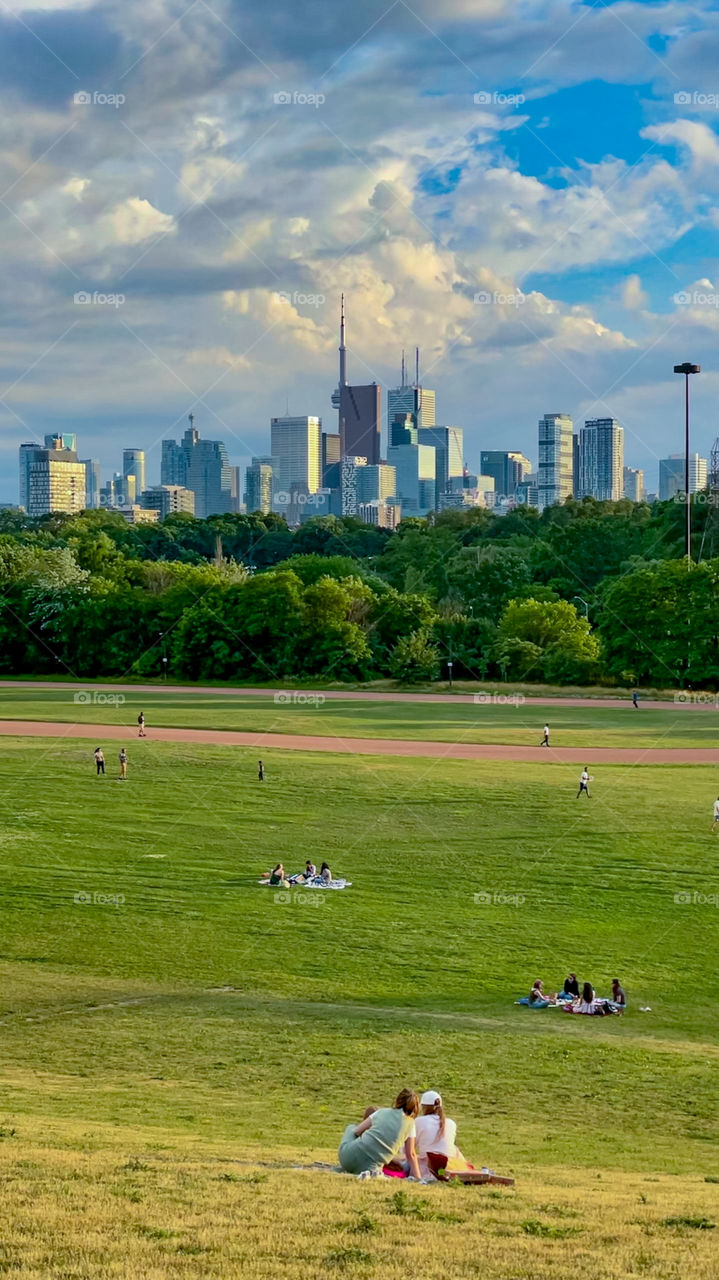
top-left (498, 597), bottom-right (600, 683)
top-left (446, 545), bottom-right (532, 621)
top-left (389, 629), bottom-right (440, 684)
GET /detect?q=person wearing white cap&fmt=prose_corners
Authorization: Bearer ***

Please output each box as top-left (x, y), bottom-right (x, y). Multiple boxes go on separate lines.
top-left (415, 1090), bottom-right (460, 1180)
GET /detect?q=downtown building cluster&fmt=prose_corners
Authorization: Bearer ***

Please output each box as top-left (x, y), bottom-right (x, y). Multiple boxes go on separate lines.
top-left (15, 301), bottom-right (709, 521)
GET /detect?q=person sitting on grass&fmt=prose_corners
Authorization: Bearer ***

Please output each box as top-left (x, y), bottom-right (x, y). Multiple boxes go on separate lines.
top-left (528, 980), bottom-right (557, 1007)
top-left (562, 972), bottom-right (580, 998)
top-left (564, 981), bottom-right (605, 1015)
top-left (414, 1090), bottom-right (467, 1180)
top-left (610, 978), bottom-right (626, 1011)
top-left (338, 1089), bottom-right (422, 1180)
top-left (268, 863), bottom-right (289, 888)
top-left (289, 860), bottom-right (317, 885)
top-left (319, 861), bottom-right (332, 884)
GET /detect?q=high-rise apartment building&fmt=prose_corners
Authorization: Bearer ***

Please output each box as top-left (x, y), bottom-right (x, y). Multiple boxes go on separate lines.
top-left (123, 449), bottom-right (146, 497)
top-left (270, 415), bottom-right (322, 502)
top-left (81, 459), bottom-right (101, 508)
top-left (659, 453), bottom-right (708, 500)
top-left (623, 466), bottom-right (645, 502)
top-left (161, 417), bottom-right (234, 517)
top-left (244, 458), bottom-right (274, 515)
top-left (340, 455), bottom-right (367, 516)
top-left (537, 414), bottom-right (573, 511)
top-left (25, 439), bottom-right (86, 517)
top-left (577, 418), bottom-right (624, 501)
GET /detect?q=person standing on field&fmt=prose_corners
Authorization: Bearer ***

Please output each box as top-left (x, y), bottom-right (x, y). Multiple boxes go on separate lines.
top-left (577, 767), bottom-right (591, 799)
top-left (94, 747), bottom-right (105, 776)
top-left (119, 748), bottom-right (128, 780)
top-left (138, 712), bottom-right (146, 738)
top-left (258, 759), bottom-right (265, 782)
top-left (712, 796), bottom-right (719, 832)
top-left (540, 724), bottom-right (550, 747)
top-left (632, 691), bottom-right (639, 709)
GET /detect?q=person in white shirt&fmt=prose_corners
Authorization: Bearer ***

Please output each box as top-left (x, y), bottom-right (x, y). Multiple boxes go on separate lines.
top-left (577, 767), bottom-right (591, 799)
top-left (414, 1090), bottom-right (460, 1180)
top-left (712, 797), bottom-right (719, 832)
top-left (540, 724), bottom-right (550, 747)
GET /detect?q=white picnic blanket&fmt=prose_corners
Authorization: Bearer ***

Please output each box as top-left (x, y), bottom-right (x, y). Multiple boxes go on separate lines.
top-left (258, 878), bottom-right (352, 890)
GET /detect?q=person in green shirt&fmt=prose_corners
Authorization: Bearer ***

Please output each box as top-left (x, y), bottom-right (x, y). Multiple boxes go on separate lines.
top-left (338, 1088), bottom-right (422, 1178)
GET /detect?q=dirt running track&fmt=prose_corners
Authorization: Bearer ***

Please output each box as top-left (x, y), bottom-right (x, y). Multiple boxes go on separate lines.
top-left (1, 719), bottom-right (718, 764)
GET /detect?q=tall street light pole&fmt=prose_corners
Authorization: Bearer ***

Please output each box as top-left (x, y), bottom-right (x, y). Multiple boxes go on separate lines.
top-left (673, 363), bottom-right (701, 562)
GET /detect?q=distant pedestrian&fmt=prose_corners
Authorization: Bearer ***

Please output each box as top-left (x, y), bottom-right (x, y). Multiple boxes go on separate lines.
top-left (577, 766), bottom-right (591, 799)
top-left (712, 796), bottom-right (719, 832)
top-left (138, 712), bottom-right (146, 737)
top-left (94, 747), bottom-right (105, 776)
top-left (632, 691), bottom-right (639, 709)
top-left (258, 759), bottom-right (265, 782)
top-left (119, 748), bottom-right (128, 780)
top-left (540, 724), bottom-right (550, 747)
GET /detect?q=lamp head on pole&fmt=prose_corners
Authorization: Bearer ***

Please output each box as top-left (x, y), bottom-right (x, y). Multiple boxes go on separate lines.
top-left (674, 363), bottom-right (701, 375)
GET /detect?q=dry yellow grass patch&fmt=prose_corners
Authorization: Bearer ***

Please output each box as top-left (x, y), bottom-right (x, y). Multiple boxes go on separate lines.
top-left (0, 1122), bottom-right (716, 1278)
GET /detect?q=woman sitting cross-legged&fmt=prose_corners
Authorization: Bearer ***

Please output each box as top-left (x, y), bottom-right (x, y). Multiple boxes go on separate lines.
top-left (415, 1090), bottom-right (470, 1180)
top-left (338, 1089), bottom-right (422, 1179)
top-left (563, 981), bottom-right (605, 1015)
top-left (528, 980), bottom-right (557, 1007)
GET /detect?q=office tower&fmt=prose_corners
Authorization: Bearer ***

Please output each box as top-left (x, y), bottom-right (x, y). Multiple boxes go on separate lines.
top-left (623, 466), bottom-right (645, 502)
top-left (390, 411), bottom-right (418, 447)
top-left (227, 465), bottom-right (241, 514)
top-left (19, 443), bottom-right (43, 510)
top-left (479, 451), bottom-right (531, 498)
top-left (658, 453), bottom-right (708, 500)
top-left (140, 485), bottom-right (195, 517)
top-left (358, 500), bottom-right (401, 530)
top-left (160, 416), bottom-right (234, 517)
top-left (387, 350), bottom-right (436, 433)
top-left (538, 413), bottom-right (573, 510)
top-left (341, 455), bottom-right (367, 516)
top-left (516, 472), bottom-right (539, 507)
top-left (479, 450), bottom-right (530, 499)
top-left (572, 434), bottom-right (580, 496)
top-left (26, 441), bottom-right (86, 516)
top-left (270, 415), bottom-right (322, 502)
top-left (114, 471), bottom-right (136, 506)
top-left (245, 458), bottom-right (274, 515)
top-left (356, 463), bottom-right (396, 505)
top-left (386, 441), bottom-right (436, 516)
top-left (322, 432), bottom-right (341, 488)
top-left (123, 448), bottom-right (146, 497)
top-left (44, 433), bottom-right (76, 451)
top-left (339, 383), bottom-right (381, 465)
top-left (419, 425), bottom-right (464, 506)
top-left (81, 458), bottom-right (101, 508)
top-left (577, 418), bottom-right (624, 501)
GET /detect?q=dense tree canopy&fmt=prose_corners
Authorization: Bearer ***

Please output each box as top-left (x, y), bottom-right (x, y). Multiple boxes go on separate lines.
top-left (0, 495), bottom-right (716, 686)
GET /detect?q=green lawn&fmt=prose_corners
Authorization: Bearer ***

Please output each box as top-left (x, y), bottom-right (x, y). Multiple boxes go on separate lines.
top-left (2, 684), bottom-right (718, 748)
top-left (0, 733), bottom-right (717, 1183)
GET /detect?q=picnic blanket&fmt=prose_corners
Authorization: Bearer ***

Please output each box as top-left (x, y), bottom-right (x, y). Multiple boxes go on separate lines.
top-left (258, 878), bottom-right (352, 890)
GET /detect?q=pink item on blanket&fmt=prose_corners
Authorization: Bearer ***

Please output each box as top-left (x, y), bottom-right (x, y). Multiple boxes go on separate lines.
top-left (381, 1167), bottom-right (408, 1178)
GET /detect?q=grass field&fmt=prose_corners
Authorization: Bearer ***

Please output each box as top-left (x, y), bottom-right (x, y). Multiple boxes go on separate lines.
top-left (0, 708), bottom-right (717, 1276)
top-left (2, 684), bottom-right (719, 748)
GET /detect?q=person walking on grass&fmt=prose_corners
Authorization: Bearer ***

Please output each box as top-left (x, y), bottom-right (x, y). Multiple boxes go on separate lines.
top-left (540, 724), bottom-right (550, 748)
top-left (93, 747), bottom-right (105, 776)
top-left (712, 796), bottom-right (719, 832)
top-left (632, 690), bottom-right (639, 710)
top-left (258, 759), bottom-right (265, 782)
top-left (118, 748), bottom-right (128, 780)
top-left (138, 712), bottom-right (146, 738)
top-left (577, 766), bottom-right (591, 799)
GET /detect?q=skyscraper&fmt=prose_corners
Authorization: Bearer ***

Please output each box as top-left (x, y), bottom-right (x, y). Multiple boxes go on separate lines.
top-left (577, 418), bottom-right (624, 501)
top-left (245, 457), bottom-right (274, 514)
top-left (339, 383), bottom-right (381, 465)
top-left (387, 351), bottom-right (436, 433)
top-left (341, 455), bottom-right (367, 516)
top-left (480, 450), bottom-right (531, 499)
top-left (623, 466), bottom-right (645, 502)
top-left (123, 449), bottom-right (146, 497)
top-left (140, 485), bottom-right (195, 517)
top-left (81, 459), bottom-right (101, 508)
top-left (19, 442), bottom-right (43, 511)
top-left (160, 417), bottom-right (234, 517)
top-left (659, 453), bottom-right (708, 500)
top-left (537, 414), bottom-right (573, 511)
top-left (418, 426), bottom-right (464, 507)
top-left (270, 415), bottom-right (322, 502)
top-left (25, 439), bottom-right (86, 517)
top-left (322, 433), bottom-right (341, 488)
top-left (356, 464), bottom-right (396, 505)
top-left (387, 442), bottom-right (436, 516)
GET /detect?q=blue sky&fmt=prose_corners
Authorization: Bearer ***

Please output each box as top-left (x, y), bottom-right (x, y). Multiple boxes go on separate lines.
top-left (2, 0), bottom-right (719, 500)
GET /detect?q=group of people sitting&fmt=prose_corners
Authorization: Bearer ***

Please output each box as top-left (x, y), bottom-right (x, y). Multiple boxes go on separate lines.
top-left (264, 861), bottom-right (333, 887)
top-left (338, 1088), bottom-right (472, 1182)
top-left (526, 973), bottom-right (626, 1015)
